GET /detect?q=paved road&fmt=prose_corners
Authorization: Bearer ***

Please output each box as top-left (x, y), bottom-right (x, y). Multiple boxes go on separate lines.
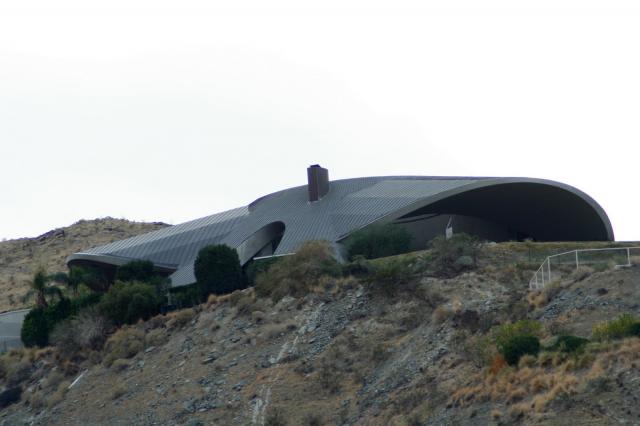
top-left (0, 309), bottom-right (29, 352)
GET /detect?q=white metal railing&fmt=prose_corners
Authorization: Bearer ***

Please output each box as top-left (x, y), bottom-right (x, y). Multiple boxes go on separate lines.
top-left (529, 246), bottom-right (640, 290)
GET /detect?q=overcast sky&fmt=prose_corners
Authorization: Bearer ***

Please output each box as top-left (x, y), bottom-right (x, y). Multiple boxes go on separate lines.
top-left (1, 0), bottom-right (639, 241)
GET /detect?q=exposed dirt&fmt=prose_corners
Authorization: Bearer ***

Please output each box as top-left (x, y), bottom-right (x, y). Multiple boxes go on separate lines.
top-left (1, 237), bottom-right (640, 425)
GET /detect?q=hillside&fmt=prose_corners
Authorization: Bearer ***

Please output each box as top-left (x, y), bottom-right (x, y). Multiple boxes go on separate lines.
top-left (1, 241), bottom-right (639, 425)
top-left (0, 218), bottom-right (168, 312)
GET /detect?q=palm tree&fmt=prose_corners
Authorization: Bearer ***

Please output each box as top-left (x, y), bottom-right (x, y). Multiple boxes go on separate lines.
top-left (23, 268), bottom-right (64, 308)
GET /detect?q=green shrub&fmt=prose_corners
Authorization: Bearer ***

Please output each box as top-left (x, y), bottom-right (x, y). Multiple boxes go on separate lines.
top-left (494, 320), bottom-right (543, 365)
top-left (500, 335), bottom-right (540, 366)
top-left (20, 298), bottom-right (75, 347)
top-left (592, 313), bottom-right (640, 341)
top-left (99, 281), bottom-right (162, 326)
top-left (70, 291), bottom-right (103, 312)
top-left (168, 283), bottom-right (200, 309)
top-left (102, 326), bottom-right (146, 367)
top-left (116, 260), bottom-right (157, 283)
top-left (344, 223), bottom-right (412, 260)
top-left (254, 241), bottom-right (342, 302)
top-left (194, 244), bottom-right (244, 298)
top-left (494, 320), bottom-right (542, 349)
top-left (430, 233), bottom-right (480, 277)
top-left (343, 254), bottom-right (372, 276)
top-left (244, 256), bottom-right (281, 286)
top-left (21, 308), bottom-right (49, 347)
top-left (364, 258), bottom-right (413, 297)
top-left (548, 335), bottom-right (589, 354)
top-left (69, 265), bottom-right (110, 292)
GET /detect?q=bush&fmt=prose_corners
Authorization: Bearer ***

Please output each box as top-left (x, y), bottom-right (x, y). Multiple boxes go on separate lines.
top-left (194, 244), bottom-right (244, 299)
top-left (244, 256), bottom-right (281, 286)
top-left (494, 320), bottom-right (543, 351)
top-left (70, 291), bottom-right (103, 311)
top-left (50, 308), bottom-right (110, 357)
top-left (169, 283), bottom-right (200, 309)
top-left (430, 233), bottom-right (480, 277)
top-left (548, 335), bottom-right (589, 354)
top-left (344, 223), bottom-right (412, 260)
top-left (343, 255), bottom-right (372, 276)
top-left (592, 313), bottom-right (640, 341)
top-left (99, 281), bottom-right (162, 326)
top-left (364, 258), bottom-right (413, 297)
top-left (264, 407), bottom-right (288, 426)
top-left (494, 320), bottom-right (543, 366)
top-left (500, 335), bottom-right (540, 366)
top-left (21, 308), bottom-right (50, 347)
top-left (21, 292), bottom-right (102, 348)
top-left (116, 260), bottom-right (157, 283)
top-left (69, 265), bottom-right (110, 292)
top-left (166, 308), bottom-right (196, 328)
top-left (102, 326), bottom-right (146, 367)
top-left (20, 298), bottom-right (73, 347)
top-left (255, 241), bottom-right (342, 302)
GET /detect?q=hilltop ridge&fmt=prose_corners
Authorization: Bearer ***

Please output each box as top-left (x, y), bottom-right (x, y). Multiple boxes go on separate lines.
top-left (0, 218), bottom-right (168, 312)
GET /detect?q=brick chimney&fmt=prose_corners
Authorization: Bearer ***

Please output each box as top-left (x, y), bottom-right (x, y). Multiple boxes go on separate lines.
top-left (307, 165), bottom-right (329, 202)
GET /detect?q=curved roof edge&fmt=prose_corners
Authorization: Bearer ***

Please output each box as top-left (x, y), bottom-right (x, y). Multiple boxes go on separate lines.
top-left (67, 253), bottom-right (179, 273)
top-left (336, 177), bottom-right (614, 242)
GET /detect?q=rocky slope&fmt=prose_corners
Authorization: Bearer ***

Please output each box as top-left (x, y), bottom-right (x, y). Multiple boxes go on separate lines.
top-left (1, 242), bottom-right (639, 425)
top-left (0, 218), bottom-right (168, 312)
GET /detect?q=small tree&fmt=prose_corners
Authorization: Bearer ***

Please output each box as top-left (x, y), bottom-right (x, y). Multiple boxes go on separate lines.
top-left (23, 269), bottom-right (64, 308)
top-left (430, 233), bottom-right (481, 277)
top-left (98, 281), bottom-right (162, 325)
top-left (493, 320), bottom-right (543, 366)
top-left (21, 308), bottom-right (49, 347)
top-left (194, 244), bottom-right (244, 298)
top-left (345, 223), bottom-right (412, 260)
top-left (254, 240), bottom-right (342, 302)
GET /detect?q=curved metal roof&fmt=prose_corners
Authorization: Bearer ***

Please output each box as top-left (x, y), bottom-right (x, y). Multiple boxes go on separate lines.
top-left (67, 175), bottom-right (614, 287)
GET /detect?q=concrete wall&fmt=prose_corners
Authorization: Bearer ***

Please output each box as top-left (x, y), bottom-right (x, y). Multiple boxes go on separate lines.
top-left (0, 309), bottom-right (29, 353)
top-left (393, 213), bottom-right (510, 250)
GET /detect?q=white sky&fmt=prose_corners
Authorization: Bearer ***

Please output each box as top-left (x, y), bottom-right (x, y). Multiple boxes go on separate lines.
top-left (1, 0), bottom-right (639, 241)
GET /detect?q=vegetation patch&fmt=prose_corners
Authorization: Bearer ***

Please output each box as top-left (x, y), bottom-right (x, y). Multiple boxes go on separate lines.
top-left (98, 281), bottom-right (162, 326)
top-left (430, 233), bottom-right (480, 277)
top-left (344, 223), bottom-right (412, 260)
top-left (254, 241), bottom-right (342, 302)
top-left (592, 313), bottom-right (640, 341)
top-left (194, 244), bottom-right (244, 298)
top-left (102, 326), bottom-right (146, 367)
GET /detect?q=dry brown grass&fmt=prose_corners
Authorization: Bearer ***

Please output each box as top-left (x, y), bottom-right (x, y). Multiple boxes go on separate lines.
top-left (111, 358), bottom-right (131, 372)
top-left (451, 337), bottom-right (640, 419)
top-left (145, 328), bottom-right (167, 347)
top-left (259, 321), bottom-right (296, 341)
top-left (47, 380), bottom-right (71, 408)
top-left (431, 305), bottom-right (453, 324)
top-left (110, 383), bottom-right (127, 400)
top-left (102, 326), bottom-right (145, 367)
top-left (206, 293), bottom-right (222, 309)
top-left (0, 347), bottom-right (39, 386)
top-left (251, 310), bottom-right (267, 324)
top-left (166, 308), bottom-right (196, 329)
